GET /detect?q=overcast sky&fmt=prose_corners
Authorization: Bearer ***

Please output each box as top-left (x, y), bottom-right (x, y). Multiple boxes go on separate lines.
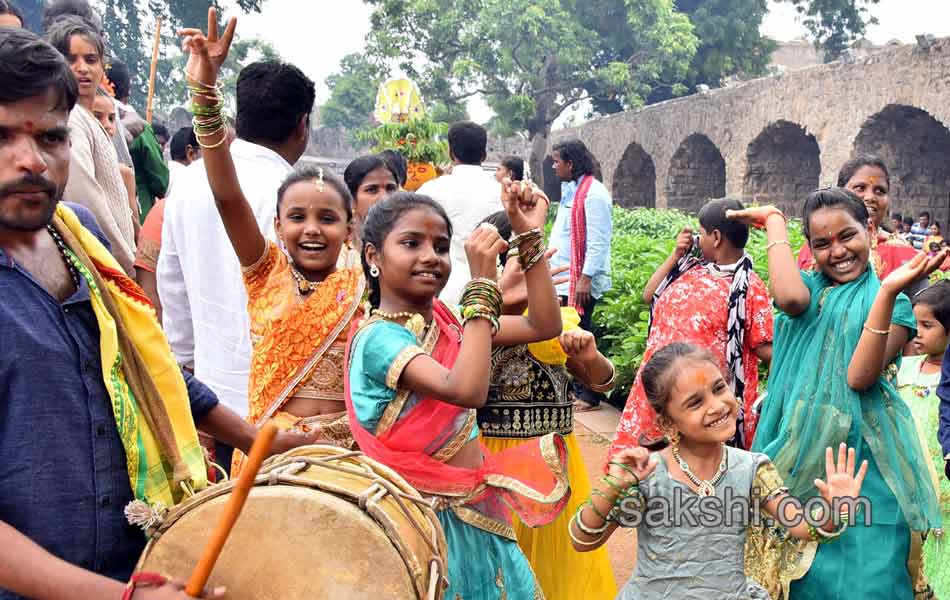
top-left (236, 0), bottom-right (950, 124)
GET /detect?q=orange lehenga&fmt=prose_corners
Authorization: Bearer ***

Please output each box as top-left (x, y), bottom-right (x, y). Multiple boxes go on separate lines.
top-left (231, 241), bottom-right (364, 475)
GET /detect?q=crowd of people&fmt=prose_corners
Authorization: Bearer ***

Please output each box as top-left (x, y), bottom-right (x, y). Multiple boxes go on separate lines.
top-left (1, 2), bottom-right (950, 600)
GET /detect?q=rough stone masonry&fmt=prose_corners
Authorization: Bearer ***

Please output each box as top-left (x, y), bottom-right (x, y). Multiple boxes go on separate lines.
top-left (531, 38), bottom-right (950, 224)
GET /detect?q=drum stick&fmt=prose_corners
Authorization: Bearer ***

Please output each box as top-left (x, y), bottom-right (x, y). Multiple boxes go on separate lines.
top-left (185, 422), bottom-right (278, 597)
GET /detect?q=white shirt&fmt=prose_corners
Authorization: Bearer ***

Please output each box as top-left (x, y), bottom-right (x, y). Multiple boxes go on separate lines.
top-left (417, 164), bottom-right (503, 304)
top-left (165, 160), bottom-right (187, 196)
top-left (157, 139), bottom-right (292, 417)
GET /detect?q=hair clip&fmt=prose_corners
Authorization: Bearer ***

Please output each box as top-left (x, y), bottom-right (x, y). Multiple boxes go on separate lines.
top-left (315, 168), bottom-right (325, 192)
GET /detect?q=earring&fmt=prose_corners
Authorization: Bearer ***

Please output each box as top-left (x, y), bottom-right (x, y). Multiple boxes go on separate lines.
top-left (660, 419), bottom-right (680, 450)
top-left (369, 264), bottom-right (380, 278)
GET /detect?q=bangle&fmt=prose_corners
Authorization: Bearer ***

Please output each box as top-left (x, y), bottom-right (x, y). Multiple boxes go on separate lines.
top-left (574, 504), bottom-right (610, 535)
top-left (601, 475), bottom-right (626, 494)
top-left (569, 513), bottom-right (606, 546)
top-left (123, 572), bottom-right (168, 600)
top-left (590, 490), bottom-right (614, 519)
top-left (765, 240), bottom-right (792, 252)
top-left (764, 210), bottom-right (787, 226)
top-left (586, 361), bottom-right (616, 393)
top-left (608, 461), bottom-right (640, 485)
top-left (863, 324), bottom-right (890, 335)
top-left (509, 228), bottom-right (545, 272)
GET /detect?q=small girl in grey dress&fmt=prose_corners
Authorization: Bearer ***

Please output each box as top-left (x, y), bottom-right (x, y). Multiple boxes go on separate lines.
top-left (569, 343), bottom-right (869, 599)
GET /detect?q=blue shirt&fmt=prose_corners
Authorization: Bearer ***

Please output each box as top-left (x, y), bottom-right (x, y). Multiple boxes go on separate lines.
top-left (908, 223), bottom-right (929, 249)
top-left (0, 204), bottom-right (218, 597)
top-left (938, 344), bottom-right (950, 461)
top-left (549, 177), bottom-right (613, 299)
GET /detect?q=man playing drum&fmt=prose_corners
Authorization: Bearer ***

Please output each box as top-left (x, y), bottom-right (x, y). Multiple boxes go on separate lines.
top-left (0, 27), bottom-right (313, 600)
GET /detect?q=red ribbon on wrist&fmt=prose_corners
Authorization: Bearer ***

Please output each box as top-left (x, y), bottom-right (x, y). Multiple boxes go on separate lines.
top-left (122, 572), bottom-right (169, 600)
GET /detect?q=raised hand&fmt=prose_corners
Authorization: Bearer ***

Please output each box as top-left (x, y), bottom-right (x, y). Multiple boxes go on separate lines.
top-left (726, 205), bottom-right (785, 230)
top-left (502, 178), bottom-right (549, 234)
top-left (881, 249), bottom-right (949, 294)
top-left (465, 223), bottom-right (509, 281)
top-left (608, 447), bottom-right (657, 484)
top-left (814, 443), bottom-right (868, 506)
top-left (178, 7), bottom-right (237, 88)
top-left (673, 227), bottom-right (693, 258)
top-left (499, 248), bottom-right (567, 309)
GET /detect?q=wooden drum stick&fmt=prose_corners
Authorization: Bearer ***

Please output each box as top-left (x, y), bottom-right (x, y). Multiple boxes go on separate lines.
top-left (185, 422), bottom-right (278, 597)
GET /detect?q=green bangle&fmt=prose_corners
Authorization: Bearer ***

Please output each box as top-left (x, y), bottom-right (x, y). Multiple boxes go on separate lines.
top-left (608, 461), bottom-right (641, 485)
top-left (601, 475), bottom-right (625, 494)
top-left (589, 491), bottom-right (613, 520)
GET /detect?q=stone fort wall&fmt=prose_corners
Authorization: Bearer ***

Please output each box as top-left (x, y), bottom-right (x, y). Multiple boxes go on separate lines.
top-left (540, 37), bottom-right (950, 225)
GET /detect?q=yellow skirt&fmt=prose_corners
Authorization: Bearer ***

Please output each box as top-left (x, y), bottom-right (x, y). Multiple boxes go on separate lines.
top-left (482, 433), bottom-right (617, 600)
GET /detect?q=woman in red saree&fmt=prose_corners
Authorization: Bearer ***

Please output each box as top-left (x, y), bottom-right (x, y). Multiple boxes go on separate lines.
top-left (346, 186), bottom-right (569, 599)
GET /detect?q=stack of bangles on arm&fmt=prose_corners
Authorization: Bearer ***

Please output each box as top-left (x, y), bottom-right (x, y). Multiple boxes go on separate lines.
top-left (461, 278), bottom-right (503, 335)
top-left (805, 504), bottom-right (849, 543)
top-left (509, 228), bottom-right (545, 272)
top-left (188, 76), bottom-right (227, 150)
top-left (568, 461), bottom-right (645, 546)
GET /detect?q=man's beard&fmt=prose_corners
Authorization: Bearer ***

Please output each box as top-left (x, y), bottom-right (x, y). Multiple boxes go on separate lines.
top-left (0, 173), bottom-right (62, 231)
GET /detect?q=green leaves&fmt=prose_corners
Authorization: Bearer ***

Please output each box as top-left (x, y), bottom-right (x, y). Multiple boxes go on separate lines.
top-left (779, 0), bottom-right (881, 61)
top-left (321, 53), bottom-right (389, 143)
top-left (589, 206), bottom-right (805, 399)
top-left (357, 116), bottom-right (450, 164)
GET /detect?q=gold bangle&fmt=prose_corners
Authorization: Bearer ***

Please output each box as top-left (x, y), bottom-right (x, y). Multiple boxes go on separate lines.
top-left (862, 324), bottom-right (890, 335)
top-left (765, 240), bottom-right (792, 252)
top-left (585, 361), bottom-right (616, 393)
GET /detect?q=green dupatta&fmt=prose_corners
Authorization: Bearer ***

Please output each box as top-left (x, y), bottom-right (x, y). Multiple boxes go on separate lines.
top-left (752, 267), bottom-right (940, 532)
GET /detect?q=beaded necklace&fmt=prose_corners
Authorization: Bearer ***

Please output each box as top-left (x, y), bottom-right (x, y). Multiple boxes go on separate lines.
top-left (46, 225), bottom-right (81, 290)
top-left (671, 442), bottom-right (728, 497)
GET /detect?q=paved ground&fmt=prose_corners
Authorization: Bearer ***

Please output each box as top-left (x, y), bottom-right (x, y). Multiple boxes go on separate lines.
top-left (573, 404), bottom-right (637, 588)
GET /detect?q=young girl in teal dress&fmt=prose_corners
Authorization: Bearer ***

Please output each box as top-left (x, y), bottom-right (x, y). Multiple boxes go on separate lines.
top-left (571, 342), bottom-right (868, 600)
top-left (729, 188), bottom-right (948, 599)
top-left (896, 280), bottom-right (950, 596)
top-left (345, 185), bottom-right (570, 600)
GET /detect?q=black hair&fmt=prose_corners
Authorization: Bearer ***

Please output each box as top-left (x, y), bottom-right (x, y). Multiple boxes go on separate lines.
top-left (638, 342), bottom-right (723, 450)
top-left (698, 198), bottom-right (750, 249)
top-left (912, 281), bottom-right (950, 331)
top-left (275, 166), bottom-right (352, 222)
top-left (892, 212), bottom-right (903, 222)
top-left (169, 127), bottom-right (197, 162)
top-left (46, 14), bottom-right (104, 61)
top-left (903, 216), bottom-right (915, 226)
top-left (105, 61), bottom-right (130, 101)
top-left (343, 155), bottom-right (398, 199)
top-left (499, 155), bottom-right (524, 181)
top-left (801, 187), bottom-right (869, 241)
top-left (152, 123), bottom-right (169, 142)
top-left (42, 0), bottom-right (101, 33)
top-left (0, 0), bottom-right (24, 26)
top-left (378, 149), bottom-right (408, 187)
top-left (552, 139), bottom-right (597, 180)
top-left (447, 121), bottom-right (487, 165)
top-left (360, 192), bottom-right (453, 308)
top-left (235, 61), bottom-right (315, 147)
top-left (920, 211), bottom-right (932, 220)
top-left (0, 27), bottom-right (77, 111)
top-left (836, 155), bottom-right (890, 188)
top-left (478, 211), bottom-right (513, 264)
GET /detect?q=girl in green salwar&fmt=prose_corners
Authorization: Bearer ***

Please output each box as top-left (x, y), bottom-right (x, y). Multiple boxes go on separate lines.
top-left (896, 281), bottom-right (950, 597)
top-left (728, 188), bottom-right (948, 599)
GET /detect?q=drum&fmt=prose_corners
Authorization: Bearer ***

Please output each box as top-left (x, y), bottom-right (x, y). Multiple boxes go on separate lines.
top-left (135, 445), bottom-right (448, 599)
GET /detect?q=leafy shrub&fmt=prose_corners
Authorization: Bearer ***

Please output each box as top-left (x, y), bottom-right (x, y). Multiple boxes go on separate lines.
top-left (588, 206), bottom-right (805, 402)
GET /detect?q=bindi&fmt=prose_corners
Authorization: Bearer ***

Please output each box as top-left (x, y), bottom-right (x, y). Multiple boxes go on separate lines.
top-left (24, 120), bottom-right (35, 133)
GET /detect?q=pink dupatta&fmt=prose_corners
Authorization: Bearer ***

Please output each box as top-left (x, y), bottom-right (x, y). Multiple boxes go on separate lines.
top-left (344, 300), bottom-right (570, 528)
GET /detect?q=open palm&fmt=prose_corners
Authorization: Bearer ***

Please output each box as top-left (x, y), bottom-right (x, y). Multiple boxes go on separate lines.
top-left (178, 7), bottom-right (237, 88)
top-left (815, 443), bottom-right (868, 504)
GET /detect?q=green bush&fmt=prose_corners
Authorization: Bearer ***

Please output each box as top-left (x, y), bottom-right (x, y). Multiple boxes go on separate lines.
top-left (589, 206), bottom-right (806, 401)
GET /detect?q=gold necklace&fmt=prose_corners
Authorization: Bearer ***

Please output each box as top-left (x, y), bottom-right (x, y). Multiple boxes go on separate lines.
top-left (372, 309), bottom-right (428, 339)
top-left (289, 266), bottom-right (315, 296)
top-left (671, 443), bottom-right (728, 497)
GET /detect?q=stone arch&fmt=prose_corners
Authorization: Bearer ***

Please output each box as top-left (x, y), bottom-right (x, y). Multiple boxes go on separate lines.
top-left (852, 104), bottom-right (950, 226)
top-left (541, 156), bottom-right (561, 204)
top-left (666, 134), bottom-right (726, 213)
top-left (743, 120), bottom-right (821, 216)
top-left (612, 142), bottom-right (656, 209)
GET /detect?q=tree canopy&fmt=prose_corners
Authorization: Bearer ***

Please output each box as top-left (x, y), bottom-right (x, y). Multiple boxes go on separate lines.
top-left (362, 0), bottom-right (698, 180)
top-left (781, 0), bottom-right (881, 61)
top-left (319, 52), bottom-right (389, 140)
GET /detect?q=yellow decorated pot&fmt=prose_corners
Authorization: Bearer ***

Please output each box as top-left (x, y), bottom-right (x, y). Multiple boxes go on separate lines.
top-left (405, 162), bottom-right (438, 191)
